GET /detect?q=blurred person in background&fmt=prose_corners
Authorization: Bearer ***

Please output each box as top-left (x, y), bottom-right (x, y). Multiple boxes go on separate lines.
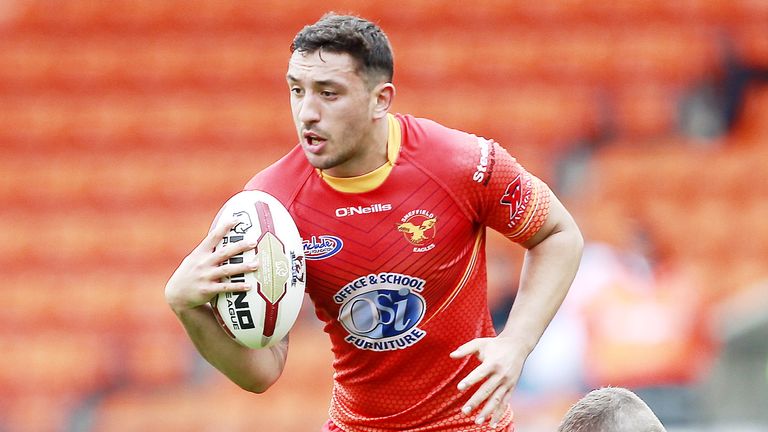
top-left (165, 12), bottom-right (583, 432)
top-left (578, 214), bottom-right (715, 426)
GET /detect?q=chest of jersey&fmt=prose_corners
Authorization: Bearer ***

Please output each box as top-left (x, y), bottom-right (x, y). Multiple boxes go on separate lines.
top-left (288, 163), bottom-right (479, 344)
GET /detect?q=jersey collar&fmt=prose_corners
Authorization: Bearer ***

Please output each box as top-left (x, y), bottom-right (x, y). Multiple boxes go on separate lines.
top-left (318, 113), bottom-right (401, 193)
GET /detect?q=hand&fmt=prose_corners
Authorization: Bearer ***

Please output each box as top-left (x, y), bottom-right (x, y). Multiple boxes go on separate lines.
top-left (165, 219), bottom-right (258, 313)
top-left (449, 336), bottom-right (525, 427)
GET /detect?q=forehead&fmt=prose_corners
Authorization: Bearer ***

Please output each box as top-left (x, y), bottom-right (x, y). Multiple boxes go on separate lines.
top-left (286, 50), bottom-right (361, 84)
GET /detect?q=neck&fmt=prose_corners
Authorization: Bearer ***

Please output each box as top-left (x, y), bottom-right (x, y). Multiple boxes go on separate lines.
top-left (323, 116), bottom-right (390, 178)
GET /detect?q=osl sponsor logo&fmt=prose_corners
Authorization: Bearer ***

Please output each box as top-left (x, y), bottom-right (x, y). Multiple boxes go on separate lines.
top-left (335, 272), bottom-right (427, 351)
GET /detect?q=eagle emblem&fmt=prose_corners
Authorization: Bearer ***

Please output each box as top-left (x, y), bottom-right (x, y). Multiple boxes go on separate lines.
top-left (397, 217), bottom-right (437, 245)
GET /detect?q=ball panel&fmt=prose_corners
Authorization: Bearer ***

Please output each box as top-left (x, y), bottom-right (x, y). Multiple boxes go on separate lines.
top-left (210, 190), bottom-right (306, 349)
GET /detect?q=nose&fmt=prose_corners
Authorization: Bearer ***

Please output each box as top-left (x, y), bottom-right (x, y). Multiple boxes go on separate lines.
top-left (297, 93), bottom-right (321, 126)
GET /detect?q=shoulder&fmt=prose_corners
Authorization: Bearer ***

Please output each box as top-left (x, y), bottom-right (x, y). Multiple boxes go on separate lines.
top-left (243, 145), bottom-right (313, 205)
top-left (397, 113), bottom-right (496, 184)
top-left (397, 114), bottom-right (478, 154)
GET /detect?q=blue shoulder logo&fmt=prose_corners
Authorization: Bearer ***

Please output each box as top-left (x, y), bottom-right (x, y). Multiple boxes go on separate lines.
top-left (303, 235), bottom-right (343, 260)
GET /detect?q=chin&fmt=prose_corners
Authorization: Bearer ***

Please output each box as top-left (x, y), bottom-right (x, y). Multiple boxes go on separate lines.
top-left (303, 153), bottom-right (332, 170)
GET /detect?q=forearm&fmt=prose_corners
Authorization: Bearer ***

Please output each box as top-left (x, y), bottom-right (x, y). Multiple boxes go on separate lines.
top-left (499, 223), bottom-right (583, 352)
top-left (175, 305), bottom-right (287, 393)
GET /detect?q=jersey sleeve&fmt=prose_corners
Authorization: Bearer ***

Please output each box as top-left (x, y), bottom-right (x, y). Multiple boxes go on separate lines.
top-left (474, 139), bottom-right (551, 244)
top-left (242, 145), bottom-right (314, 205)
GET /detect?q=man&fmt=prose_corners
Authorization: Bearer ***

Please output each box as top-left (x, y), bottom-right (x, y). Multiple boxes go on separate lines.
top-left (558, 387), bottom-right (667, 432)
top-left (165, 13), bottom-right (583, 431)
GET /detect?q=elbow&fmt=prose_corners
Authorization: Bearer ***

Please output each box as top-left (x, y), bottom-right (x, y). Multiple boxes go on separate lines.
top-left (232, 338), bottom-right (289, 394)
top-left (241, 382), bottom-right (271, 395)
top-left (572, 224), bottom-right (585, 256)
top-left (226, 362), bottom-right (284, 394)
top-left (236, 372), bottom-right (281, 394)
top-left (566, 223), bottom-right (585, 269)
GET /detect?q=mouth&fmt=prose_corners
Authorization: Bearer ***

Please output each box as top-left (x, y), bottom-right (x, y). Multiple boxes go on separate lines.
top-left (303, 131), bottom-right (327, 153)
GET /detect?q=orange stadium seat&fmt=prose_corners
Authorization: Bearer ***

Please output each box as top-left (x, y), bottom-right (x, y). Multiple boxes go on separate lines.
top-left (733, 23), bottom-right (768, 68)
top-left (0, 331), bottom-right (116, 397)
top-left (544, 27), bottom-right (615, 85)
top-left (1, 394), bottom-right (79, 432)
top-left (584, 145), bottom-right (648, 203)
top-left (732, 85), bottom-right (768, 140)
top-left (0, 36), bottom-right (58, 93)
top-left (609, 25), bottom-right (718, 85)
top-left (2, 2), bottom-right (766, 431)
top-left (727, 200), bottom-right (768, 259)
top-left (394, 82), bottom-right (598, 157)
top-left (611, 84), bottom-right (680, 138)
top-left (580, 0), bottom-right (672, 22)
top-left (0, 270), bottom-right (180, 333)
top-left (121, 330), bottom-right (195, 387)
top-left (89, 325), bottom-right (333, 432)
top-left (704, 146), bottom-right (766, 202)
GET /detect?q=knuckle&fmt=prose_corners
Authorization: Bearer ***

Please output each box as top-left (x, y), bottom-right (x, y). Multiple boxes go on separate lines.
top-left (204, 268), bottom-right (221, 281)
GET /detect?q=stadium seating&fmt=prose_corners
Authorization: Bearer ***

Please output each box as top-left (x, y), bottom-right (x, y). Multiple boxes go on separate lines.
top-left (1, 0), bottom-right (766, 430)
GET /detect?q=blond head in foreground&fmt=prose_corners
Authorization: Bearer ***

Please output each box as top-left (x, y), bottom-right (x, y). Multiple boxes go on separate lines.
top-left (558, 387), bottom-right (667, 432)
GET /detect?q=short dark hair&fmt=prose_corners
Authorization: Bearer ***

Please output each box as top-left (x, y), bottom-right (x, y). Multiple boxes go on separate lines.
top-left (290, 13), bottom-right (394, 86)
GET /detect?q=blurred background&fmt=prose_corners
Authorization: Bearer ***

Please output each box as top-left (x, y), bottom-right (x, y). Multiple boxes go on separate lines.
top-left (1, 0), bottom-right (767, 431)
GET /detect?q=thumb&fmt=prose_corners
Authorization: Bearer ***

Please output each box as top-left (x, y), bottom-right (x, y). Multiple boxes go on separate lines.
top-left (449, 338), bottom-right (484, 359)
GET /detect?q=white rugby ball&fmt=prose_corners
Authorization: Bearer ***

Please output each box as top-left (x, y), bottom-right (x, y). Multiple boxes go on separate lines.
top-left (210, 190), bottom-right (306, 349)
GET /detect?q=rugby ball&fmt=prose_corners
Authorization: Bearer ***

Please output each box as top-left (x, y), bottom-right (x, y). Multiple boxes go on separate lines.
top-left (210, 190), bottom-right (306, 349)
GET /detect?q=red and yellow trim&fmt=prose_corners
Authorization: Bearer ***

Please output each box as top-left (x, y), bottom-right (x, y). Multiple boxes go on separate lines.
top-left (507, 175), bottom-right (549, 243)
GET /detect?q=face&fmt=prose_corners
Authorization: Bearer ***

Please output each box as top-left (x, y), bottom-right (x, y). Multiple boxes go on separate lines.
top-left (287, 50), bottom-right (386, 177)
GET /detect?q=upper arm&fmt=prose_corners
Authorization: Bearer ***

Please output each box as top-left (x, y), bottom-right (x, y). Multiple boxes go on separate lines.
top-left (519, 189), bottom-right (581, 250)
top-left (475, 141), bottom-right (552, 245)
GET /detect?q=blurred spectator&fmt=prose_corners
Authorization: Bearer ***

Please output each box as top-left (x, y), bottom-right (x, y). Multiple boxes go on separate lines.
top-left (679, 36), bottom-right (768, 140)
top-left (513, 206), bottom-right (655, 399)
top-left (510, 201), bottom-right (716, 427)
top-left (581, 253), bottom-right (716, 425)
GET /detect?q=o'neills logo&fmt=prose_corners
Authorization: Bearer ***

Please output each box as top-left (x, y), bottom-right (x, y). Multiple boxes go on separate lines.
top-left (335, 203), bottom-right (392, 218)
top-left (303, 235), bottom-right (343, 260)
top-left (397, 209), bottom-right (437, 253)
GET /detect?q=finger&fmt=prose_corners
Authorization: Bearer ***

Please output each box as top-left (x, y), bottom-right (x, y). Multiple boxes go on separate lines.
top-left (475, 382), bottom-right (509, 425)
top-left (462, 372), bottom-right (503, 416)
top-left (457, 362), bottom-right (493, 391)
top-left (211, 238), bottom-right (258, 265)
top-left (212, 281), bottom-right (252, 293)
top-left (200, 218), bottom-right (238, 251)
top-left (450, 338), bottom-right (483, 359)
top-left (215, 259), bottom-right (259, 280)
top-left (489, 391), bottom-right (513, 428)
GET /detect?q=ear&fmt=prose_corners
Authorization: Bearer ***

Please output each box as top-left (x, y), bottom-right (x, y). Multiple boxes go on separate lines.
top-left (371, 82), bottom-right (395, 120)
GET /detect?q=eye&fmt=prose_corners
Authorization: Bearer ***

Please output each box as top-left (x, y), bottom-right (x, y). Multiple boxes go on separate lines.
top-left (290, 87), bottom-right (304, 96)
top-left (320, 90), bottom-right (337, 98)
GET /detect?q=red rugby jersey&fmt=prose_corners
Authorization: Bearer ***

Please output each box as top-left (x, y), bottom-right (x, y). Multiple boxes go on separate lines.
top-left (244, 114), bottom-right (550, 431)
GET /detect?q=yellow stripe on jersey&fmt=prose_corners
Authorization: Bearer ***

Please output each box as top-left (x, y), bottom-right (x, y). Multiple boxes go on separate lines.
top-left (318, 113), bottom-right (402, 193)
top-left (386, 113), bottom-right (401, 164)
top-left (423, 230), bottom-right (484, 326)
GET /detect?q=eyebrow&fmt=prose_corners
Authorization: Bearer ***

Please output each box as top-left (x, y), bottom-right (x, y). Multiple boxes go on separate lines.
top-left (286, 74), bottom-right (343, 88)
